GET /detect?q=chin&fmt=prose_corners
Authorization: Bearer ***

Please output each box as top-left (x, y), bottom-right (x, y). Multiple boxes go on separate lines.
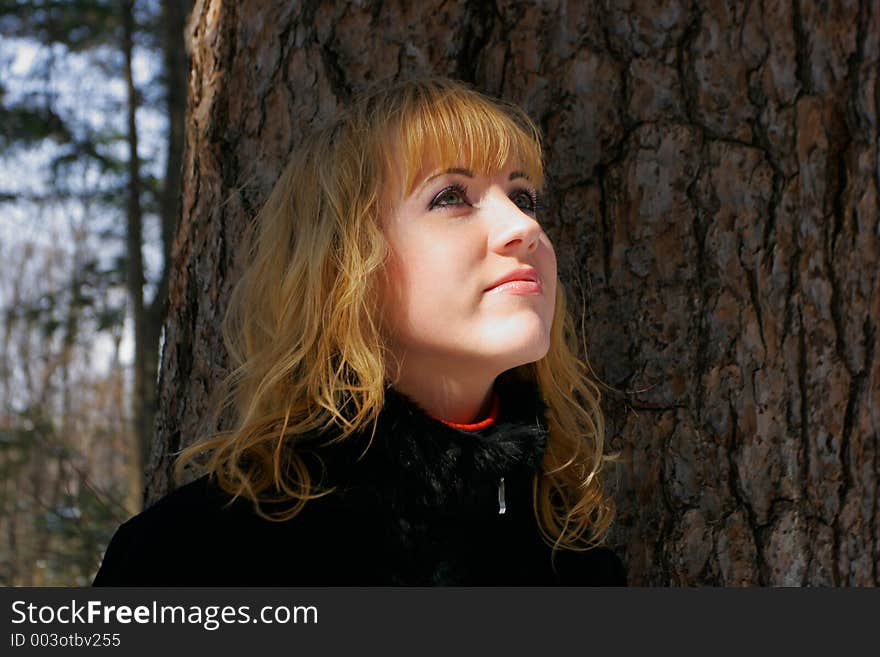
top-left (521, 336), bottom-right (551, 365)
top-left (486, 332), bottom-right (551, 371)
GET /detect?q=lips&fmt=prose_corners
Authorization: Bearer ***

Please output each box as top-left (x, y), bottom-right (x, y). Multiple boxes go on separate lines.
top-left (484, 267), bottom-right (541, 292)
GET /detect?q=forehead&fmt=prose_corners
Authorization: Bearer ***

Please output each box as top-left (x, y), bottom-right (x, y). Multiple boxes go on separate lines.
top-left (383, 105), bottom-right (544, 197)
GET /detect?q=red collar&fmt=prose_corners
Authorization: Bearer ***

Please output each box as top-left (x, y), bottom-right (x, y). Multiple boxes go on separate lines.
top-left (435, 391), bottom-right (500, 431)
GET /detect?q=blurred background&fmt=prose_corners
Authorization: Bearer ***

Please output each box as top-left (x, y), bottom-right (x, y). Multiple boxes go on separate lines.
top-left (0, 0), bottom-right (190, 586)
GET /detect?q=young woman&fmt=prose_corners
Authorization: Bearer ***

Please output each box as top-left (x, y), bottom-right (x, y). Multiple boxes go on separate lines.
top-left (93, 76), bottom-right (626, 586)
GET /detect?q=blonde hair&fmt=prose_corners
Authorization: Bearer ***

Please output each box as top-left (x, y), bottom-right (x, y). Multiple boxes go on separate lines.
top-left (176, 76), bottom-right (615, 550)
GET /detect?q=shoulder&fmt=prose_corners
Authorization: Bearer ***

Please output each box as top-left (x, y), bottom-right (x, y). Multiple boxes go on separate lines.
top-left (92, 475), bottom-right (370, 586)
top-left (117, 475), bottom-right (240, 540)
top-left (92, 476), bottom-right (249, 586)
top-left (131, 475), bottom-right (234, 526)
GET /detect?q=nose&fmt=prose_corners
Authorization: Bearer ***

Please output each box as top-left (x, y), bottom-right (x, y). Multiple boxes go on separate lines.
top-left (486, 191), bottom-right (543, 255)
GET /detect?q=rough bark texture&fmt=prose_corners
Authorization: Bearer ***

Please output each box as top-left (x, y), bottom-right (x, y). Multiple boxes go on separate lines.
top-left (152, 0), bottom-right (880, 585)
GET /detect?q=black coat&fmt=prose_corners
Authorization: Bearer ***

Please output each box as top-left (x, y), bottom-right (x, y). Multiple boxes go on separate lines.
top-left (93, 378), bottom-right (626, 586)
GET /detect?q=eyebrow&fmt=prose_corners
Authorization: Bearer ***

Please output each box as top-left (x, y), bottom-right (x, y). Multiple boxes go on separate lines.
top-left (417, 168), bottom-right (533, 191)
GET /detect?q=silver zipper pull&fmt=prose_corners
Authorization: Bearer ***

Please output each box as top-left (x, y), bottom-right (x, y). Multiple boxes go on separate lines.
top-left (498, 477), bottom-right (506, 515)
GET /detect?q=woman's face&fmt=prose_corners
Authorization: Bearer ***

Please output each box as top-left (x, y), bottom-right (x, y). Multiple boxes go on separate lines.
top-left (380, 160), bottom-right (557, 382)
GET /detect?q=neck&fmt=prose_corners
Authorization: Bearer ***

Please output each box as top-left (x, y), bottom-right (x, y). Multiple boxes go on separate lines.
top-left (389, 365), bottom-right (498, 425)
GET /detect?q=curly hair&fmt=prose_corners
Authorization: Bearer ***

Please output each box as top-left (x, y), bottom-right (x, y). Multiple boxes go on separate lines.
top-left (176, 75), bottom-right (615, 551)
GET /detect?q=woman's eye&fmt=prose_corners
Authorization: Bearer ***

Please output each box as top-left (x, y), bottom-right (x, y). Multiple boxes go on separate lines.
top-left (429, 185), bottom-right (470, 210)
top-left (511, 189), bottom-right (539, 213)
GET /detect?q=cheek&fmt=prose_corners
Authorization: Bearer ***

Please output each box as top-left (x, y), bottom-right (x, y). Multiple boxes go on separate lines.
top-left (392, 232), bottom-right (476, 293)
top-left (377, 248), bottom-right (408, 335)
top-left (545, 234), bottom-right (557, 267)
top-left (379, 235), bottom-right (468, 334)
top-left (539, 237), bottom-right (558, 287)
top-left (540, 239), bottom-right (558, 320)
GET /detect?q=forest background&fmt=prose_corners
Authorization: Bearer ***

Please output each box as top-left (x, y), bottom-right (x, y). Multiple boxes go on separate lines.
top-left (1, 0), bottom-right (878, 586)
top-left (0, 0), bottom-right (189, 585)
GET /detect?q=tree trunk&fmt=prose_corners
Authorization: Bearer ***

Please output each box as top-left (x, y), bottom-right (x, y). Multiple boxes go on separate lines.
top-left (124, 0), bottom-right (192, 514)
top-left (155, 0), bottom-right (191, 313)
top-left (152, 0), bottom-right (879, 585)
top-left (141, 0), bottom-right (193, 497)
top-left (122, 0), bottom-right (148, 514)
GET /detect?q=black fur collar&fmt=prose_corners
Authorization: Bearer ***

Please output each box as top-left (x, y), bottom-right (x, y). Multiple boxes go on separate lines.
top-left (320, 375), bottom-right (549, 515)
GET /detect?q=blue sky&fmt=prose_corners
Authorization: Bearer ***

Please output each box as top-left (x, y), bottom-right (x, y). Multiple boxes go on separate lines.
top-left (1, 34), bottom-right (168, 375)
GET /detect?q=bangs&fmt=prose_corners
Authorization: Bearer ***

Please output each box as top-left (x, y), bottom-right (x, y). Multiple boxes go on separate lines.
top-left (385, 86), bottom-right (545, 195)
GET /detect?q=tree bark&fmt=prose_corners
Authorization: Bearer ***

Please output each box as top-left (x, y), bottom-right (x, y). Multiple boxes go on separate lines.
top-left (152, 0), bottom-right (880, 585)
top-left (155, 0), bottom-right (191, 315)
top-left (146, 0), bottom-right (193, 352)
top-left (123, 0), bottom-right (192, 514)
top-left (139, 0), bottom-right (193, 504)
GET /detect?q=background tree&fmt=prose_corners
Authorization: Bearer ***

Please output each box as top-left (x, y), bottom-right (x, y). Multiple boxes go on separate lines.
top-left (0, 0), bottom-right (190, 583)
top-left (153, 0), bottom-right (879, 585)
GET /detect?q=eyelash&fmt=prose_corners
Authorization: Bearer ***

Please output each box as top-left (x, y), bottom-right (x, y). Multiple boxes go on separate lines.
top-left (428, 184), bottom-right (544, 215)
